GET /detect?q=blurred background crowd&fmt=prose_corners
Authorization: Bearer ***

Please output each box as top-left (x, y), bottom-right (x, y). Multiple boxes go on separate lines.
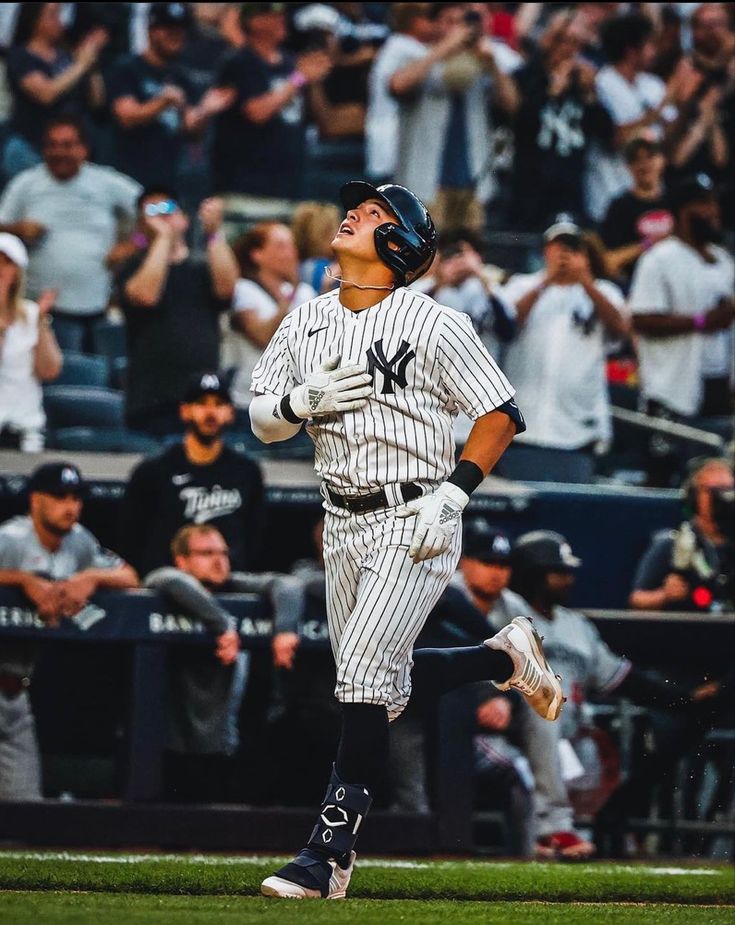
top-left (0, 1), bottom-right (733, 861)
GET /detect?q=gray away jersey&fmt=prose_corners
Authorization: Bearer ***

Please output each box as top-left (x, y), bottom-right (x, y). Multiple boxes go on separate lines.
top-left (0, 516), bottom-right (122, 578)
top-left (251, 287), bottom-right (514, 491)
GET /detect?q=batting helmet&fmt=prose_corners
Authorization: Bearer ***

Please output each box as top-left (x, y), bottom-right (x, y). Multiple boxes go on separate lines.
top-left (512, 531), bottom-right (582, 572)
top-left (339, 181), bottom-right (437, 285)
top-left (510, 531), bottom-right (581, 601)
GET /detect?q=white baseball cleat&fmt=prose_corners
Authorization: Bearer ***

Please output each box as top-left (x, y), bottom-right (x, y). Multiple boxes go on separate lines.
top-left (485, 616), bottom-right (565, 721)
top-left (261, 851), bottom-right (356, 899)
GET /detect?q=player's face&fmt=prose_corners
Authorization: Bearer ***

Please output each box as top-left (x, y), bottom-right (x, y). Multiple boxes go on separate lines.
top-left (31, 492), bottom-right (83, 537)
top-left (331, 199), bottom-right (397, 262)
top-left (177, 532), bottom-right (231, 586)
top-left (461, 557), bottom-right (512, 598)
top-left (543, 570), bottom-right (575, 605)
top-left (180, 395), bottom-right (234, 444)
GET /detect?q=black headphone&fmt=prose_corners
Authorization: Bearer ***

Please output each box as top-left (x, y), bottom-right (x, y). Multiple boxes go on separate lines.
top-left (681, 456), bottom-right (730, 515)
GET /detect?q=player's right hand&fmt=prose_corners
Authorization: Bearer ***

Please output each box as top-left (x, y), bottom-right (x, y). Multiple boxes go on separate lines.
top-left (289, 355), bottom-right (373, 419)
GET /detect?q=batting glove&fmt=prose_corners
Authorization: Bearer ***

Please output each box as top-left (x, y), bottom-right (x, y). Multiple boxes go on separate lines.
top-left (289, 355), bottom-right (373, 419)
top-left (396, 481), bottom-right (470, 563)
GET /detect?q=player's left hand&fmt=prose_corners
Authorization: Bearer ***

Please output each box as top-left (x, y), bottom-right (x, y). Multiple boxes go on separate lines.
top-left (396, 481), bottom-right (469, 563)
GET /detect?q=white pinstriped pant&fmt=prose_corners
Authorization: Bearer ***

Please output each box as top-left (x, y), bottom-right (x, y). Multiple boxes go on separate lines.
top-left (323, 498), bottom-right (462, 721)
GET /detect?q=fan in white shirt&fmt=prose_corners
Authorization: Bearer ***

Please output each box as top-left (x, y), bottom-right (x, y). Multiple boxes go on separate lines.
top-left (629, 174), bottom-right (734, 420)
top-left (500, 219), bottom-right (627, 454)
top-left (0, 234), bottom-right (62, 451)
top-left (586, 12), bottom-right (679, 222)
top-left (221, 222), bottom-right (315, 408)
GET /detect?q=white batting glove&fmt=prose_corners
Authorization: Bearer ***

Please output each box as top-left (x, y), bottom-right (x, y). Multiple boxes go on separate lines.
top-left (289, 355), bottom-right (373, 419)
top-left (396, 482), bottom-right (470, 563)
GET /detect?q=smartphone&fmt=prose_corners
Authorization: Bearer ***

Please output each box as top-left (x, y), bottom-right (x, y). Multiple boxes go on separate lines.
top-left (144, 200), bottom-right (178, 217)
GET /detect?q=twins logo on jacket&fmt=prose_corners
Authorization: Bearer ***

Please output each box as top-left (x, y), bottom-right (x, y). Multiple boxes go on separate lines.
top-left (251, 287), bottom-right (516, 718)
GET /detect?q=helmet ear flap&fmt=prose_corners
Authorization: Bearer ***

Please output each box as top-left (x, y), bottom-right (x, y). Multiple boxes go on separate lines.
top-left (374, 222), bottom-right (432, 285)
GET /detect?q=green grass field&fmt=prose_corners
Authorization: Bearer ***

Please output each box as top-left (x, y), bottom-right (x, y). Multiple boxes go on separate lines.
top-left (1, 851), bottom-right (733, 924)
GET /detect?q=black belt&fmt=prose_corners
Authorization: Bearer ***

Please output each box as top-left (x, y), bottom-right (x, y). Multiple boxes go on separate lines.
top-left (0, 673), bottom-right (30, 698)
top-left (326, 481), bottom-right (422, 514)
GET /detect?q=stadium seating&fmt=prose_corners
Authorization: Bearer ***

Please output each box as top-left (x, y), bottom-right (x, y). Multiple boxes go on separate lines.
top-left (42, 385), bottom-right (158, 453)
top-left (50, 426), bottom-right (160, 454)
top-left (54, 352), bottom-right (110, 389)
top-left (92, 320), bottom-right (127, 385)
top-left (44, 385), bottom-right (125, 429)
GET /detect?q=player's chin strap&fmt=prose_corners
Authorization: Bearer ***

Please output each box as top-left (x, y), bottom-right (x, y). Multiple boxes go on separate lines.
top-left (326, 269), bottom-right (395, 291)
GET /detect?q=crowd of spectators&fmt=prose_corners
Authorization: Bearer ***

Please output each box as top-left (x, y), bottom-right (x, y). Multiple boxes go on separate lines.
top-left (0, 0), bottom-right (733, 859)
top-left (0, 1), bottom-right (729, 486)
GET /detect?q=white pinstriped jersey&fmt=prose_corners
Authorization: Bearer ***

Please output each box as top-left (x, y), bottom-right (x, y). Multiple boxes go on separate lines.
top-left (251, 287), bottom-right (514, 492)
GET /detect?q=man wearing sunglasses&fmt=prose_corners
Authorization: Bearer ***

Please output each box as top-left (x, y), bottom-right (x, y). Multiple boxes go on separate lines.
top-left (116, 186), bottom-right (238, 436)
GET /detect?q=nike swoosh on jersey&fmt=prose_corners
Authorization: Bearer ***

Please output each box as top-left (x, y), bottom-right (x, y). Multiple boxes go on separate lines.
top-left (172, 474), bottom-right (192, 485)
top-left (308, 326), bottom-right (330, 337)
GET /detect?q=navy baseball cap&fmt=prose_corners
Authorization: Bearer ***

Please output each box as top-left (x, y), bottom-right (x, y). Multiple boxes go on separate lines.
top-left (149, 2), bottom-right (192, 29)
top-left (182, 371), bottom-right (232, 404)
top-left (28, 462), bottom-right (86, 498)
top-left (463, 520), bottom-right (513, 564)
top-left (668, 174), bottom-right (716, 214)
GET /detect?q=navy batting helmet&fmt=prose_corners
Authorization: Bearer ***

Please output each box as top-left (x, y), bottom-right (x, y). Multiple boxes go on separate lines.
top-left (512, 531), bottom-right (582, 572)
top-left (339, 181), bottom-right (437, 285)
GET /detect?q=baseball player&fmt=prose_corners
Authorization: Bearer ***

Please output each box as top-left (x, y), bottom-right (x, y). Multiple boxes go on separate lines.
top-left (248, 181), bottom-right (563, 899)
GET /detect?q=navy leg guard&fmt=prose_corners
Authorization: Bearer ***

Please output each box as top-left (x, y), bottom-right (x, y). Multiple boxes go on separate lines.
top-left (274, 767), bottom-right (372, 896)
top-left (307, 765), bottom-right (373, 858)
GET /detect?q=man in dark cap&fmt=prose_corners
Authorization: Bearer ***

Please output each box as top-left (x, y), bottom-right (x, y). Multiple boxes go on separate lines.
top-left (119, 371), bottom-right (264, 578)
top-left (108, 2), bottom-right (234, 187)
top-left (0, 462), bottom-right (138, 800)
top-left (454, 519), bottom-right (530, 628)
top-left (629, 174), bottom-right (734, 429)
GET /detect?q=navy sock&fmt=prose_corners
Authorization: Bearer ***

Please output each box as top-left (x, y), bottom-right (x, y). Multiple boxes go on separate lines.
top-left (411, 645), bottom-right (513, 703)
top-left (335, 702), bottom-right (389, 795)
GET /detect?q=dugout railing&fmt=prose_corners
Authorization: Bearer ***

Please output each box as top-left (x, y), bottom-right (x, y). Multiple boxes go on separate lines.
top-left (0, 590), bottom-right (732, 857)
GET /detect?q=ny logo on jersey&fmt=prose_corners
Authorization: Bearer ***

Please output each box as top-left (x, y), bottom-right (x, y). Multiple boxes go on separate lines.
top-left (366, 339), bottom-right (416, 395)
